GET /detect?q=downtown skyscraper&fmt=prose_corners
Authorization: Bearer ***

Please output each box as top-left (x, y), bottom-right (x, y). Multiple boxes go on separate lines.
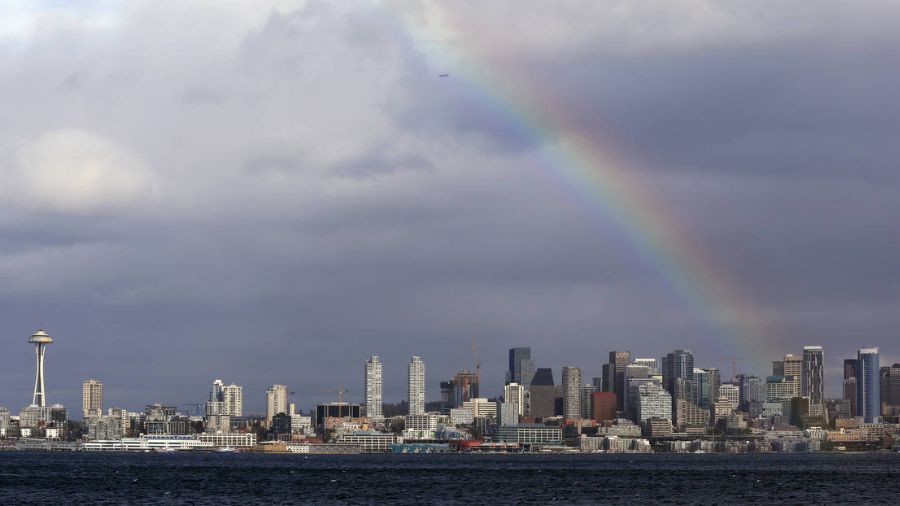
top-left (662, 349), bottom-right (694, 396)
top-left (603, 351), bottom-right (631, 411)
top-left (856, 348), bottom-right (880, 423)
top-left (365, 356), bottom-right (383, 420)
top-left (408, 356), bottom-right (425, 416)
top-left (802, 346), bottom-right (825, 416)
top-left (507, 347), bottom-right (536, 387)
top-left (562, 366), bottom-right (582, 420)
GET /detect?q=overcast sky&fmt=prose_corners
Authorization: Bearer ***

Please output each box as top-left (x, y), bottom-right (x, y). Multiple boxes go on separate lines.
top-left (1, 1), bottom-right (898, 414)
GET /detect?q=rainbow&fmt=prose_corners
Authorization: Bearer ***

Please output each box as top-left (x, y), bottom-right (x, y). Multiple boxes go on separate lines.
top-left (387, 4), bottom-right (775, 365)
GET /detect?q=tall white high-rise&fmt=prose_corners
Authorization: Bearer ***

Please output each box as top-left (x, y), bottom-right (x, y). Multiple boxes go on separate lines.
top-left (209, 380), bottom-right (244, 417)
top-left (365, 356), bottom-right (383, 420)
top-left (82, 379), bottom-right (103, 418)
top-left (223, 383), bottom-right (243, 417)
top-left (28, 329), bottom-right (53, 407)
top-left (408, 356), bottom-right (425, 416)
top-left (562, 366), bottom-right (582, 420)
top-left (503, 382), bottom-right (526, 417)
top-left (266, 384), bottom-right (288, 426)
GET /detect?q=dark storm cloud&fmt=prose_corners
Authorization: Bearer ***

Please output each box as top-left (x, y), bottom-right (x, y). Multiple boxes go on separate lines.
top-left (0, 1), bottom-right (897, 412)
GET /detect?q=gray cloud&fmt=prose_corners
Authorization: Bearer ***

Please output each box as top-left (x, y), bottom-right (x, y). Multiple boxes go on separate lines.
top-left (0, 1), bottom-right (897, 413)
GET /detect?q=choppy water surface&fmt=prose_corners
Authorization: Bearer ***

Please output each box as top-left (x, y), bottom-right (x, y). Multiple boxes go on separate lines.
top-left (1, 452), bottom-right (898, 504)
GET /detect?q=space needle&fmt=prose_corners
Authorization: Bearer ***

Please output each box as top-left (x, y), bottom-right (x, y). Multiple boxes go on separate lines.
top-left (28, 329), bottom-right (53, 407)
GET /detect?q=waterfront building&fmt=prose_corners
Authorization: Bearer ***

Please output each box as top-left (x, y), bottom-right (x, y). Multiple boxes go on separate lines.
top-left (143, 404), bottom-right (189, 435)
top-left (198, 432), bottom-right (257, 447)
top-left (604, 435), bottom-right (652, 453)
top-left (408, 356), bottom-right (425, 416)
top-left (337, 431), bottom-right (397, 453)
top-left (86, 415), bottom-right (124, 440)
top-left (561, 366), bottom-right (582, 420)
top-left (107, 407), bottom-right (128, 436)
top-left (529, 368), bottom-right (557, 419)
top-left (266, 384), bottom-right (288, 426)
top-left (495, 424), bottom-right (562, 446)
top-left (82, 379), bottom-right (103, 419)
top-left (856, 348), bottom-right (880, 423)
top-left (802, 346), bottom-right (825, 416)
top-left (84, 435), bottom-right (214, 452)
top-left (644, 417), bottom-right (673, 437)
top-left (405, 414), bottom-right (439, 431)
top-left (364, 356), bottom-right (383, 420)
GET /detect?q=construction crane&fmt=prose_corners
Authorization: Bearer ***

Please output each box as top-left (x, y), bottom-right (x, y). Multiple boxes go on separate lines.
top-left (320, 388), bottom-right (350, 404)
top-left (180, 403), bottom-right (204, 416)
top-left (472, 337), bottom-right (481, 394)
top-left (720, 356), bottom-right (741, 383)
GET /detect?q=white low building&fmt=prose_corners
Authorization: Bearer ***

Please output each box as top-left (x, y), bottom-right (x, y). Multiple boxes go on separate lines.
top-left (337, 431), bottom-right (399, 453)
top-left (198, 433), bottom-right (257, 447)
top-left (84, 435), bottom-right (215, 451)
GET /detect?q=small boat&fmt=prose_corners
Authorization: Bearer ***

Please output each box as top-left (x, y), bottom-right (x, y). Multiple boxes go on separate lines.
top-left (216, 447), bottom-right (239, 453)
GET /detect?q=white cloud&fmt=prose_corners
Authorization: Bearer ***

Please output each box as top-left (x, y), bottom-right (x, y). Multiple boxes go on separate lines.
top-left (8, 129), bottom-right (157, 214)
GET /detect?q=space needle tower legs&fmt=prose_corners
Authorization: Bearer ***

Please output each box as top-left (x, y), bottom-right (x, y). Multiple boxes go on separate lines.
top-left (28, 329), bottom-right (53, 407)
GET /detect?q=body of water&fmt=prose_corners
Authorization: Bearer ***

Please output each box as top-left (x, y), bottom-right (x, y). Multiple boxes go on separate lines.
top-left (1, 452), bottom-right (898, 504)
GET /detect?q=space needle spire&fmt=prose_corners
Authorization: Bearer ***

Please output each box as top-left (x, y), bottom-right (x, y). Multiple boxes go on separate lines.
top-left (28, 329), bottom-right (53, 407)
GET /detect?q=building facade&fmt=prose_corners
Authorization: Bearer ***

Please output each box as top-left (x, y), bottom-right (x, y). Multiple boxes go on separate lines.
top-left (266, 384), bottom-right (288, 426)
top-left (856, 348), bottom-right (880, 423)
top-left (82, 379), bottom-right (103, 419)
top-left (561, 366), bottom-right (582, 420)
top-left (662, 349), bottom-right (694, 398)
top-left (802, 346), bottom-right (825, 416)
top-left (365, 356), bottom-right (383, 420)
top-left (408, 356), bottom-right (425, 416)
top-left (507, 347), bottom-right (536, 387)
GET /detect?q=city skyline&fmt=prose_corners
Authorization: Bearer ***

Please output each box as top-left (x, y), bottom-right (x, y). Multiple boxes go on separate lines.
top-left (4, 326), bottom-right (895, 416)
top-left (1, 1), bottom-right (899, 416)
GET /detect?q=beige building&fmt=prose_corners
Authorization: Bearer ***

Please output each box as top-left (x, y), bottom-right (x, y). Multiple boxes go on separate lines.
top-left (266, 384), bottom-right (289, 426)
top-left (83, 379), bottom-right (103, 419)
